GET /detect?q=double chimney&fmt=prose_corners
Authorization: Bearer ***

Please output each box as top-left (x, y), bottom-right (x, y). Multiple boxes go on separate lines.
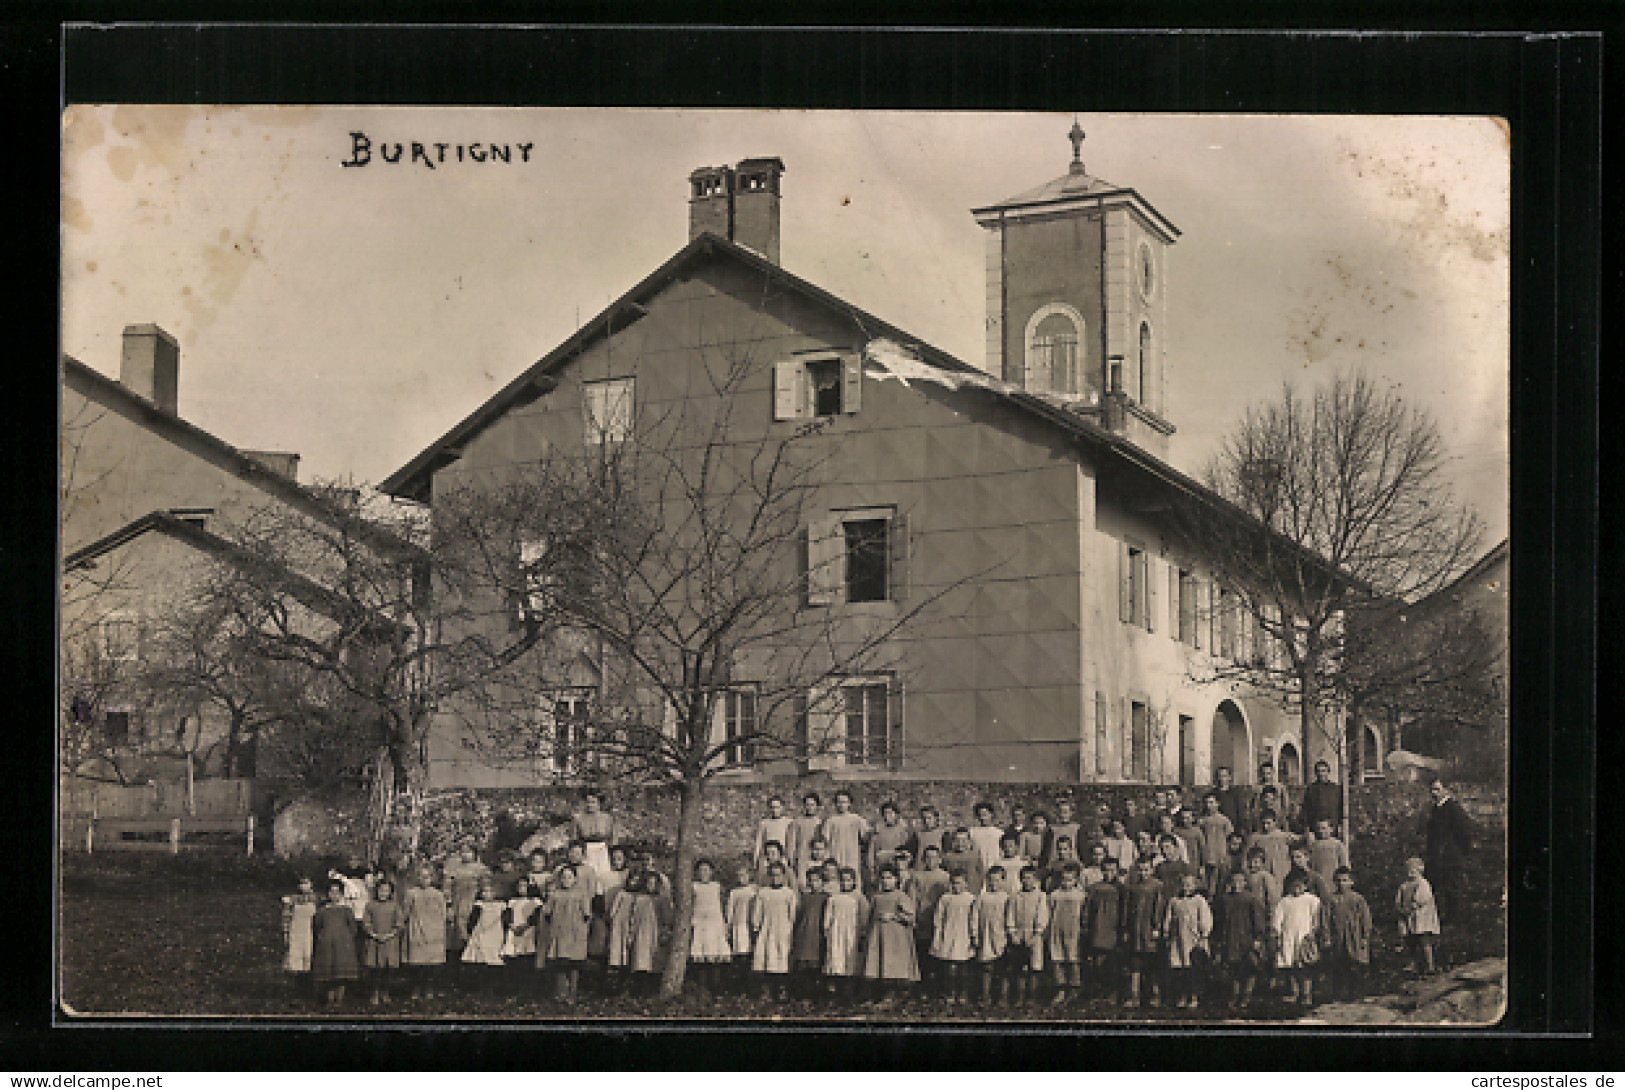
top-left (688, 157), bottom-right (785, 265)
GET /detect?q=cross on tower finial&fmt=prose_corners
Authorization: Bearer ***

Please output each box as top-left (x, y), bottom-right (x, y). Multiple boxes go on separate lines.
top-left (1068, 117), bottom-right (1086, 175)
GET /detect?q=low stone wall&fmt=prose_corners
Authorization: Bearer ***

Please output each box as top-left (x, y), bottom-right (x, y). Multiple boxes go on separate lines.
top-left (414, 778), bottom-right (1506, 885)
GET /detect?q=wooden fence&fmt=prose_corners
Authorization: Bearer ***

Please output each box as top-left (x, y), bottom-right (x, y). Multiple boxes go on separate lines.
top-left (60, 778), bottom-right (257, 854)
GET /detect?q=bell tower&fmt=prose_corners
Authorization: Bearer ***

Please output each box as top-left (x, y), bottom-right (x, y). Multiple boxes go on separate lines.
top-left (972, 123), bottom-right (1180, 458)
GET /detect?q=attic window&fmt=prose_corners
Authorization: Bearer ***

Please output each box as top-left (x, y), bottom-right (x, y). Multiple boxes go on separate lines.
top-left (772, 354), bottom-right (862, 421)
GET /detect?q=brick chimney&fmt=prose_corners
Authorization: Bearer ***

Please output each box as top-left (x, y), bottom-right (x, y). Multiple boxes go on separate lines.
top-left (688, 158), bottom-right (784, 264)
top-left (119, 323), bottom-right (180, 414)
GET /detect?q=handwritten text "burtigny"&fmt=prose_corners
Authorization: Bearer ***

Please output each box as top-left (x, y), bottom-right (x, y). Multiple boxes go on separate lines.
top-left (340, 132), bottom-right (535, 169)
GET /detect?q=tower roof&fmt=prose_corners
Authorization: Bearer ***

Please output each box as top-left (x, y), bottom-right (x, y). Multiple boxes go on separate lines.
top-left (970, 123), bottom-right (1180, 241)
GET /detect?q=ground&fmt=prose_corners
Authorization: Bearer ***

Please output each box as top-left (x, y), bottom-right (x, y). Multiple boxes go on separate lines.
top-left (58, 838), bottom-right (1506, 1023)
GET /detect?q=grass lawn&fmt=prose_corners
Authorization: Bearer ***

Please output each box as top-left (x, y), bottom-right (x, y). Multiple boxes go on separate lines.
top-left (59, 842), bottom-right (1505, 1024)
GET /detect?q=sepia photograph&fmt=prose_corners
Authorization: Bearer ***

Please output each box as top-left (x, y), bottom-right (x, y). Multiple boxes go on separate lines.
top-left (59, 106), bottom-right (1509, 1026)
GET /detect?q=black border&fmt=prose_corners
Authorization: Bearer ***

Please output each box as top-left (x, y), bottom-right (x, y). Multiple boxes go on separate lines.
top-left (7, 15), bottom-right (1606, 1070)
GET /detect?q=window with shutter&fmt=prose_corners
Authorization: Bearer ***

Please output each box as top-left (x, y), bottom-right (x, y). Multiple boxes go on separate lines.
top-left (1192, 576), bottom-right (1208, 651)
top-left (840, 678), bottom-right (893, 768)
top-left (583, 378), bottom-right (634, 444)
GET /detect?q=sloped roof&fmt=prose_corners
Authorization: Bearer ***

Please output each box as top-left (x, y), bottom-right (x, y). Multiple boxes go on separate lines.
top-left (983, 168), bottom-right (1125, 207)
top-left (63, 356), bottom-right (421, 561)
top-left (381, 231), bottom-right (1254, 534)
top-left (63, 510), bottom-right (401, 634)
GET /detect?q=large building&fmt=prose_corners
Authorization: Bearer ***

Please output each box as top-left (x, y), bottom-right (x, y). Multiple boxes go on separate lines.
top-left (384, 136), bottom-right (1316, 788)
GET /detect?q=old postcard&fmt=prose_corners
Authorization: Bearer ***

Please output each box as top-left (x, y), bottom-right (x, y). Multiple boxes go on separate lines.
top-left (60, 107), bottom-right (1508, 1025)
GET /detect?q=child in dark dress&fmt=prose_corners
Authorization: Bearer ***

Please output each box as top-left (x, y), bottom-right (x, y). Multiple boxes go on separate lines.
top-left (310, 880), bottom-right (360, 1010)
top-left (1323, 866), bottom-right (1373, 1000)
top-left (1122, 856), bottom-right (1167, 1008)
top-left (790, 868), bottom-right (830, 995)
top-left (1215, 869), bottom-right (1268, 1008)
top-left (359, 878), bottom-right (403, 1006)
top-left (1082, 855), bottom-right (1125, 1002)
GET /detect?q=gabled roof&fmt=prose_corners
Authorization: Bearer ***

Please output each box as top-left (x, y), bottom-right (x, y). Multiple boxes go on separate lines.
top-left (63, 510), bottom-right (406, 636)
top-left (379, 231), bottom-right (1283, 546)
top-left (64, 356), bottom-right (421, 561)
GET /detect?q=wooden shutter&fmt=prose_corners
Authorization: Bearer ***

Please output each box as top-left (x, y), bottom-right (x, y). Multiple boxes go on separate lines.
top-left (1169, 566), bottom-right (1181, 641)
top-left (1193, 576), bottom-right (1207, 651)
top-left (1144, 554), bottom-right (1158, 633)
top-left (888, 512), bottom-right (910, 602)
top-left (805, 683), bottom-right (839, 771)
top-left (1118, 542), bottom-right (1133, 623)
top-left (533, 696), bottom-right (557, 777)
top-left (887, 678), bottom-right (905, 771)
top-left (1094, 691), bottom-right (1109, 778)
top-left (804, 519), bottom-right (841, 606)
top-left (841, 353), bottom-right (863, 414)
top-left (773, 360), bottom-right (803, 421)
top-left (792, 691), bottom-right (810, 772)
top-left (1120, 699), bottom-right (1133, 779)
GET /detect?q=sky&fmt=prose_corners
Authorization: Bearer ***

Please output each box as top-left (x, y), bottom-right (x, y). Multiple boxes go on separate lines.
top-left (61, 108), bottom-right (1509, 543)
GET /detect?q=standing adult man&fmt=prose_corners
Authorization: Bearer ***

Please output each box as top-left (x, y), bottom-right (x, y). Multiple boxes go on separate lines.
top-left (1212, 765), bottom-right (1249, 836)
top-left (1301, 760), bottom-right (1344, 835)
top-left (1423, 778), bottom-right (1474, 925)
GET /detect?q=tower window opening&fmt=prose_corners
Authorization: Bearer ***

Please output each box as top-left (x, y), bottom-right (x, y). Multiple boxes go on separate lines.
top-left (1027, 310), bottom-right (1082, 396)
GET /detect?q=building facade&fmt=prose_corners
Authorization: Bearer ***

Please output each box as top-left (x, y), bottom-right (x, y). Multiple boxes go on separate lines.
top-left (384, 142), bottom-right (1315, 788)
top-left (62, 327), bottom-right (332, 778)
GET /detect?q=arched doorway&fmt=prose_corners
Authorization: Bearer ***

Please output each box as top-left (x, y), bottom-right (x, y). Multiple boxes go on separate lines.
top-left (1211, 700), bottom-right (1251, 784)
top-left (1277, 740), bottom-right (1303, 785)
top-left (1361, 725), bottom-right (1384, 780)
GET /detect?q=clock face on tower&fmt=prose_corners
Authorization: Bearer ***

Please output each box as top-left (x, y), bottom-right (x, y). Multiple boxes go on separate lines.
top-left (1138, 240), bottom-right (1156, 301)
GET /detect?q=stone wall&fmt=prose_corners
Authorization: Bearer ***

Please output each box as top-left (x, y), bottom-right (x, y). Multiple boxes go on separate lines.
top-left (414, 778), bottom-right (1506, 888)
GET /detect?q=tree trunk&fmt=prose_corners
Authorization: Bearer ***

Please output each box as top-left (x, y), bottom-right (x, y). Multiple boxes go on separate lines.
top-left (659, 773), bottom-right (704, 1001)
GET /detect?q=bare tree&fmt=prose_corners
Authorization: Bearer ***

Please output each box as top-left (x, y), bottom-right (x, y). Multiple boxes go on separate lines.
top-left (436, 346), bottom-right (963, 1000)
top-left (177, 483), bottom-right (555, 859)
top-left (59, 399), bottom-right (146, 784)
top-left (1175, 372), bottom-right (1486, 832)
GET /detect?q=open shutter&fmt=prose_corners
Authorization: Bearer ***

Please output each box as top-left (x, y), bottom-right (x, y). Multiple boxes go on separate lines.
top-left (1208, 582), bottom-right (1220, 653)
top-left (773, 360), bottom-right (802, 421)
top-left (1118, 542), bottom-right (1133, 623)
top-left (1193, 576), bottom-right (1207, 651)
top-left (804, 519), bottom-right (841, 606)
top-left (533, 697), bottom-right (557, 778)
top-left (887, 678), bottom-right (905, 771)
top-left (841, 353), bottom-right (863, 414)
top-left (1120, 699), bottom-right (1133, 779)
top-left (888, 511), bottom-right (910, 602)
top-left (1094, 691), bottom-right (1109, 778)
top-left (707, 693), bottom-right (728, 771)
top-left (1144, 554), bottom-right (1159, 633)
top-left (1168, 566), bottom-right (1181, 640)
top-left (805, 684), bottom-right (840, 771)
top-left (792, 691), bottom-right (810, 772)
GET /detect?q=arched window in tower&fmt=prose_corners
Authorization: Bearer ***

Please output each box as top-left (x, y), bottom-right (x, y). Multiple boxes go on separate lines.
top-left (1025, 306), bottom-right (1088, 398)
top-left (1138, 321), bottom-right (1153, 408)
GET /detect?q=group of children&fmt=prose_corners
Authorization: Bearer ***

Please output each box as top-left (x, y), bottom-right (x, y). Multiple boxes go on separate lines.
top-left (281, 787), bottom-right (1444, 1013)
